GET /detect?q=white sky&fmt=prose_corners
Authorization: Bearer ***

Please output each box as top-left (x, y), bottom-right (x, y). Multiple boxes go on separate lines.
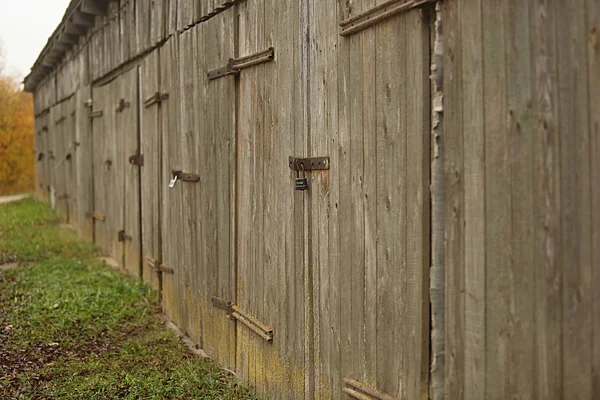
top-left (0, 0), bottom-right (72, 80)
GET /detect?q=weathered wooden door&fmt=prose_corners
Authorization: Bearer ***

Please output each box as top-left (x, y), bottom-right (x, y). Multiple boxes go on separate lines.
top-left (308, 2), bottom-right (431, 399)
top-left (233, 1), bottom-right (308, 398)
top-left (117, 67), bottom-right (142, 277)
top-left (140, 49), bottom-right (163, 291)
top-left (92, 80), bottom-right (122, 263)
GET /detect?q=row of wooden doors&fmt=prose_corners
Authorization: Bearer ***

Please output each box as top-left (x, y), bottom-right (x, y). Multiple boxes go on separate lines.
top-left (86, 2), bottom-right (431, 399)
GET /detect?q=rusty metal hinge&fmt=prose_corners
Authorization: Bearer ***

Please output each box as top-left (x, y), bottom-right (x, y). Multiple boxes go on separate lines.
top-left (211, 296), bottom-right (274, 342)
top-left (289, 156), bottom-right (330, 171)
top-left (340, 0), bottom-right (434, 36)
top-left (146, 257), bottom-right (174, 274)
top-left (144, 92), bottom-right (169, 108)
top-left (343, 378), bottom-right (394, 400)
top-left (169, 170), bottom-right (200, 188)
top-left (118, 230), bottom-right (133, 242)
top-left (129, 153), bottom-right (144, 166)
top-left (86, 212), bottom-right (105, 221)
top-left (115, 98), bottom-right (131, 113)
top-left (208, 47), bottom-right (275, 80)
top-left (90, 110), bottom-right (103, 118)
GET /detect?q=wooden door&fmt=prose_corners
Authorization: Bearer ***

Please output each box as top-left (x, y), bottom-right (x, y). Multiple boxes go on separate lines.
top-left (308, 2), bottom-right (431, 399)
top-left (117, 67), bottom-right (142, 277)
top-left (140, 49), bottom-right (162, 291)
top-left (75, 85), bottom-right (94, 241)
top-left (92, 80), bottom-right (122, 263)
top-left (234, 1), bottom-right (307, 398)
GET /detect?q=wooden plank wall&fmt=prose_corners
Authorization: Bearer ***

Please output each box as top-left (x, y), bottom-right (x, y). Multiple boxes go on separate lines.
top-left (444, 0), bottom-right (600, 399)
top-left (31, 0), bottom-right (600, 399)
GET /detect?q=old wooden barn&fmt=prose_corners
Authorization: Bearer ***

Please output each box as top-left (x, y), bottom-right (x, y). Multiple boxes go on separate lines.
top-left (25, 0), bottom-right (599, 398)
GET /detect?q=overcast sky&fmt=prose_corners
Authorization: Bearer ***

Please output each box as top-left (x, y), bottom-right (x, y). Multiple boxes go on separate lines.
top-left (0, 0), bottom-right (72, 79)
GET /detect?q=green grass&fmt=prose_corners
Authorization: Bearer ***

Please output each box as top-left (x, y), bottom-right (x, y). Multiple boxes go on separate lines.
top-left (0, 198), bottom-right (258, 400)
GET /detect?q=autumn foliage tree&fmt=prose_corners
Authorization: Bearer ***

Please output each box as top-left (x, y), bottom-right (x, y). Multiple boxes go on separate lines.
top-left (0, 44), bottom-right (34, 195)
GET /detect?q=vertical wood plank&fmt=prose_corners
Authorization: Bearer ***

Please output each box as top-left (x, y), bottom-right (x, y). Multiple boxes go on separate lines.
top-left (405, 9), bottom-right (430, 400)
top-left (530, 0), bottom-right (562, 398)
top-left (586, 0), bottom-right (600, 396)
top-left (481, 1), bottom-right (509, 399)
top-left (505, 1), bottom-right (535, 398)
top-left (557, 1), bottom-right (593, 398)
top-left (461, 0), bottom-right (486, 398)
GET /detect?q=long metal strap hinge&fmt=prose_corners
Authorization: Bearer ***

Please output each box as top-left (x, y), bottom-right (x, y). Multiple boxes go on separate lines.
top-left (129, 153), bottom-right (144, 166)
top-left (289, 156), bottom-right (330, 171)
top-left (343, 378), bottom-right (394, 400)
top-left (146, 257), bottom-right (174, 274)
top-left (86, 211), bottom-right (105, 221)
top-left (116, 98), bottom-right (131, 113)
top-left (340, 0), bottom-right (434, 36)
top-left (118, 230), bottom-right (133, 242)
top-left (208, 47), bottom-right (275, 80)
top-left (144, 92), bottom-right (169, 108)
top-left (211, 296), bottom-right (274, 342)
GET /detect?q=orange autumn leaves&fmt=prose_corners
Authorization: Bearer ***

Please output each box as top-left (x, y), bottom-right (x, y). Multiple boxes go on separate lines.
top-left (0, 71), bottom-right (34, 195)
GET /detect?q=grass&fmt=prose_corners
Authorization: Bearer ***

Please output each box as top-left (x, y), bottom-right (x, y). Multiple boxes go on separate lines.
top-left (0, 197), bottom-right (258, 400)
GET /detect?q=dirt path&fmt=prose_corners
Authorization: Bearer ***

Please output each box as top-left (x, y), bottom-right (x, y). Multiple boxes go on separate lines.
top-left (0, 194), bottom-right (28, 205)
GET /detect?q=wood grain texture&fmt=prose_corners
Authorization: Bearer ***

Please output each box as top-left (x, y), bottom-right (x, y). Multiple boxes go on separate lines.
top-left (557, 1), bottom-right (593, 398)
top-left (586, 0), bottom-right (600, 396)
top-left (530, 1), bottom-right (562, 397)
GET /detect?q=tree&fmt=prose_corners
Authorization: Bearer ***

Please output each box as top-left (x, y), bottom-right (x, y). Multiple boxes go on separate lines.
top-left (0, 41), bottom-right (34, 195)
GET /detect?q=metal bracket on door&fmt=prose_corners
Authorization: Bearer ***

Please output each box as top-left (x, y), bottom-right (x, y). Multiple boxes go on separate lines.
top-left (211, 296), bottom-right (274, 342)
top-left (144, 92), bottom-right (169, 108)
top-left (146, 257), bottom-right (174, 274)
top-left (115, 98), bottom-right (131, 113)
top-left (343, 378), bottom-right (394, 400)
top-left (169, 170), bottom-right (200, 188)
top-left (86, 211), bottom-right (105, 221)
top-left (339, 0), bottom-right (435, 36)
top-left (129, 153), bottom-right (144, 166)
top-left (207, 47), bottom-right (275, 80)
top-left (118, 230), bottom-right (133, 242)
top-left (288, 156), bottom-right (330, 171)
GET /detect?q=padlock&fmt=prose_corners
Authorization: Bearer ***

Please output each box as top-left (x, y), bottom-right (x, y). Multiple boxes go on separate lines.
top-left (295, 177), bottom-right (309, 191)
top-left (295, 163), bottom-right (308, 191)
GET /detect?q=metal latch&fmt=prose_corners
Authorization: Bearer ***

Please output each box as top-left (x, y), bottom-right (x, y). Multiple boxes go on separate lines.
top-left (86, 212), bottom-right (105, 221)
top-left (129, 153), bottom-right (144, 166)
top-left (289, 156), bottom-right (330, 171)
top-left (146, 257), bottom-right (174, 274)
top-left (289, 156), bottom-right (330, 191)
top-left (208, 47), bottom-right (275, 80)
top-left (144, 92), bottom-right (169, 108)
top-left (169, 170), bottom-right (200, 188)
top-left (343, 378), bottom-right (394, 400)
top-left (118, 230), bottom-right (132, 242)
top-left (115, 98), bottom-right (131, 113)
top-left (211, 296), bottom-right (274, 342)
